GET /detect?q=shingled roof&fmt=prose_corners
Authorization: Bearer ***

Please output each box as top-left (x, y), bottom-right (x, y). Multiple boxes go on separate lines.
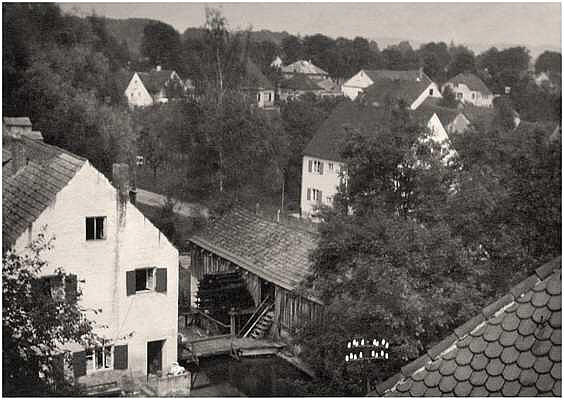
top-left (363, 77), bottom-right (432, 108)
top-left (137, 69), bottom-right (178, 94)
top-left (371, 257), bottom-right (562, 397)
top-left (363, 69), bottom-right (433, 87)
top-left (448, 73), bottom-right (493, 95)
top-left (280, 74), bottom-right (324, 91)
top-left (188, 207), bottom-right (319, 294)
top-left (281, 60), bottom-right (328, 76)
top-left (2, 138), bottom-right (86, 249)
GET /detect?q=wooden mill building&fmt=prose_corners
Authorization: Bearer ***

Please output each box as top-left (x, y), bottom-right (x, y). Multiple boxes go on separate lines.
top-left (187, 207), bottom-right (324, 338)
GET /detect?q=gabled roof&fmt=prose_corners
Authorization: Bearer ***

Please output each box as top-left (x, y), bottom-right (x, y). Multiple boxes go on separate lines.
top-left (282, 60), bottom-right (328, 76)
top-left (188, 206), bottom-right (318, 294)
top-left (280, 74), bottom-right (323, 91)
top-left (3, 138), bottom-right (87, 249)
top-left (363, 76), bottom-right (432, 108)
top-left (303, 101), bottom-right (392, 161)
top-left (137, 69), bottom-right (178, 94)
top-left (242, 59), bottom-right (274, 90)
top-left (371, 257), bottom-right (562, 397)
top-left (3, 117), bottom-right (32, 127)
top-left (362, 69), bottom-right (433, 87)
top-left (448, 73), bottom-right (493, 95)
top-left (415, 102), bottom-right (463, 128)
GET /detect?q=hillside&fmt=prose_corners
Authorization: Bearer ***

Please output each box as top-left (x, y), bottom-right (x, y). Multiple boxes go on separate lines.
top-left (104, 17), bottom-right (159, 56)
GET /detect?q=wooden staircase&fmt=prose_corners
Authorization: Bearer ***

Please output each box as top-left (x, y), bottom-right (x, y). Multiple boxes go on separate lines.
top-left (249, 310), bottom-right (275, 339)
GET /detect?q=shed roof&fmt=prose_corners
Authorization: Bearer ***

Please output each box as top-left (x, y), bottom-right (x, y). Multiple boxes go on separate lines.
top-left (3, 117), bottom-right (32, 127)
top-left (448, 73), bottom-right (493, 95)
top-left (2, 138), bottom-right (86, 249)
top-left (188, 207), bottom-right (319, 294)
top-left (371, 257), bottom-right (562, 397)
top-left (280, 74), bottom-right (323, 91)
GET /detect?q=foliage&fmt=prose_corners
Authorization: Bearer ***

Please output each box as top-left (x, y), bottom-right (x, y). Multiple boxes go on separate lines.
top-left (140, 20), bottom-right (184, 74)
top-left (535, 50), bottom-right (562, 75)
top-left (3, 232), bottom-right (95, 396)
top-left (439, 85), bottom-right (458, 108)
top-left (447, 47), bottom-right (476, 77)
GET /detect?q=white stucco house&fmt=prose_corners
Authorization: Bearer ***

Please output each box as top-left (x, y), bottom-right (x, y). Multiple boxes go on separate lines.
top-left (3, 123), bottom-right (179, 386)
top-left (241, 59), bottom-right (276, 108)
top-left (342, 69), bottom-right (442, 104)
top-left (281, 60), bottom-right (329, 81)
top-left (124, 66), bottom-right (188, 108)
top-left (442, 73), bottom-right (494, 108)
top-left (300, 100), bottom-right (465, 217)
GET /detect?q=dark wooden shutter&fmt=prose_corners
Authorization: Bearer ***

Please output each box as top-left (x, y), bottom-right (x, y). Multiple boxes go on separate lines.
top-left (308, 160), bottom-right (312, 173)
top-left (72, 351), bottom-right (86, 378)
top-left (156, 268), bottom-right (167, 293)
top-left (65, 274), bottom-right (78, 303)
top-left (126, 271), bottom-right (136, 296)
top-left (114, 345), bottom-right (128, 370)
top-left (319, 162), bottom-right (324, 175)
top-left (307, 188), bottom-right (311, 201)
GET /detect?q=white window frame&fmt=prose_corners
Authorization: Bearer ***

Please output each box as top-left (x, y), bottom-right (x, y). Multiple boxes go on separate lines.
top-left (86, 344), bottom-right (114, 374)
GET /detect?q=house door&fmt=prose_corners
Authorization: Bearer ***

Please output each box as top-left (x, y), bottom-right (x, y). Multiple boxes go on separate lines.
top-left (260, 279), bottom-right (275, 303)
top-left (147, 340), bottom-right (165, 376)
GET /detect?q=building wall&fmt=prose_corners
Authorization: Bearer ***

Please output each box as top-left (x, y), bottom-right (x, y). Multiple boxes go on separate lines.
top-left (411, 82), bottom-right (443, 109)
top-left (443, 82), bottom-right (494, 108)
top-left (14, 162), bottom-right (178, 378)
top-left (124, 73), bottom-right (154, 108)
top-left (257, 89), bottom-right (275, 108)
top-left (300, 155), bottom-right (344, 216)
top-left (342, 70), bottom-right (374, 99)
top-left (448, 113), bottom-right (471, 134)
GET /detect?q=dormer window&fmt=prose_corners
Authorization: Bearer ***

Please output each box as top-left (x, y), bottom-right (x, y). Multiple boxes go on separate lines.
top-left (429, 88), bottom-right (434, 96)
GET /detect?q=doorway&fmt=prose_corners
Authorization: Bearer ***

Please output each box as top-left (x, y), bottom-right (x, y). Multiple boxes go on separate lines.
top-left (260, 279), bottom-right (275, 303)
top-left (147, 340), bottom-right (165, 376)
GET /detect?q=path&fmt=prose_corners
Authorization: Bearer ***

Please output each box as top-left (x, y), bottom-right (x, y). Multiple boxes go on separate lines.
top-left (135, 188), bottom-right (209, 219)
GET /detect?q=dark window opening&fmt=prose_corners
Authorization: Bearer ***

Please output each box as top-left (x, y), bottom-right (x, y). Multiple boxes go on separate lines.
top-left (86, 217), bottom-right (105, 240)
top-left (135, 268), bottom-right (155, 292)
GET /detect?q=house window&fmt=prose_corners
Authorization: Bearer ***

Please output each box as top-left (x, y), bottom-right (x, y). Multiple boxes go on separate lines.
top-left (257, 93), bottom-right (261, 102)
top-left (311, 188), bottom-right (322, 202)
top-left (135, 268), bottom-right (156, 292)
top-left (429, 88), bottom-right (434, 96)
top-left (456, 92), bottom-right (463, 99)
top-left (307, 188), bottom-right (311, 201)
top-left (86, 344), bottom-right (114, 373)
top-left (313, 160), bottom-right (324, 175)
top-left (328, 163), bottom-right (334, 172)
top-left (86, 217), bottom-right (105, 240)
top-left (472, 92), bottom-right (476, 100)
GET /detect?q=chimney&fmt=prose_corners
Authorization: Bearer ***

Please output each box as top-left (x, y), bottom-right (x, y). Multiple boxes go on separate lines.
top-left (112, 163), bottom-right (130, 203)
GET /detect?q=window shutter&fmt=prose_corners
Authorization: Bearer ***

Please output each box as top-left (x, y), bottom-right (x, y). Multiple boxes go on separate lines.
top-left (126, 271), bottom-right (136, 296)
top-left (156, 268), bottom-right (167, 293)
top-left (308, 160), bottom-right (312, 173)
top-left (72, 351), bottom-right (87, 378)
top-left (319, 190), bottom-right (323, 203)
top-left (65, 274), bottom-right (78, 303)
top-left (114, 345), bottom-right (128, 370)
top-left (307, 188), bottom-right (311, 201)
top-left (319, 162), bottom-right (324, 175)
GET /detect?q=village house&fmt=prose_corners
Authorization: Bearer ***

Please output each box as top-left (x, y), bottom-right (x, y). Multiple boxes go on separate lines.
top-left (442, 72), bottom-right (495, 108)
top-left (124, 66), bottom-right (189, 108)
top-left (300, 99), bottom-right (462, 217)
top-left (270, 55), bottom-right (283, 69)
top-left (342, 68), bottom-right (442, 104)
top-left (187, 207), bottom-right (324, 340)
top-left (278, 74), bottom-right (324, 101)
top-left (242, 59), bottom-right (276, 109)
top-left (370, 257), bottom-right (561, 397)
top-left (2, 121), bottom-right (180, 391)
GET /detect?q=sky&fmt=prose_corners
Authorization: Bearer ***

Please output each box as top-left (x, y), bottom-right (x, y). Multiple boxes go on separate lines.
top-left (61, 2), bottom-right (562, 50)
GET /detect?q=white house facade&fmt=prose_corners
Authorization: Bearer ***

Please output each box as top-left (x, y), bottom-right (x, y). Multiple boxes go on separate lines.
top-left (124, 68), bottom-right (186, 108)
top-left (124, 72), bottom-right (156, 108)
top-left (3, 133), bottom-right (179, 382)
top-left (300, 156), bottom-right (345, 216)
top-left (442, 73), bottom-right (494, 108)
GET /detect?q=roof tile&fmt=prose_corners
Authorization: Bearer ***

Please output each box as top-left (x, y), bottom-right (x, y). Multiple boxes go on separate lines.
top-left (453, 380), bottom-right (472, 396)
top-left (438, 375), bottom-right (457, 393)
top-left (502, 363), bottom-right (522, 381)
top-left (485, 375), bottom-right (504, 392)
top-left (485, 358), bottom-right (505, 377)
top-left (517, 351), bottom-right (536, 369)
top-left (500, 347), bottom-right (520, 364)
top-left (502, 379), bottom-right (522, 396)
top-left (470, 354), bottom-right (489, 371)
top-left (536, 373), bottom-right (555, 392)
top-left (469, 369), bottom-right (488, 386)
top-left (423, 371), bottom-right (441, 388)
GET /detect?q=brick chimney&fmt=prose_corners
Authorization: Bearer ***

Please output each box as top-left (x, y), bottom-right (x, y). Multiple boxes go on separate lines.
top-left (112, 163), bottom-right (130, 203)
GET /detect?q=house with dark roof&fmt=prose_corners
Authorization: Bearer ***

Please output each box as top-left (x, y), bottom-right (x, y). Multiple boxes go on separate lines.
top-left (278, 74), bottom-right (324, 101)
top-left (124, 66), bottom-right (188, 108)
top-left (342, 69), bottom-right (442, 105)
top-left (442, 73), bottom-right (495, 108)
top-left (187, 206), bottom-right (323, 339)
top-left (300, 100), bottom-right (458, 217)
top-left (281, 60), bottom-right (329, 80)
top-left (3, 122), bottom-right (179, 388)
top-left (241, 59), bottom-right (276, 108)
top-left (369, 257), bottom-right (561, 397)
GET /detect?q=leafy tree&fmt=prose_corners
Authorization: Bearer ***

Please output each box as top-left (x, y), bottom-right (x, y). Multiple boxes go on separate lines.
top-left (417, 42), bottom-right (450, 83)
top-left (281, 35), bottom-right (304, 64)
top-left (447, 48), bottom-right (476, 77)
top-left (3, 232), bottom-right (95, 396)
top-left (140, 21), bottom-right (184, 74)
top-left (535, 50), bottom-right (562, 75)
top-left (439, 85), bottom-right (458, 108)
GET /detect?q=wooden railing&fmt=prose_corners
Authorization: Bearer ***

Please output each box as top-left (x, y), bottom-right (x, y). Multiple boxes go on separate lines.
top-left (239, 296), bottom-right (273, 338)
top-left (192, 309), bottom-right (231, 334)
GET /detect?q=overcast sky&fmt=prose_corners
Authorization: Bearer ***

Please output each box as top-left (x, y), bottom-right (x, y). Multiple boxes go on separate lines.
top-left (61, 2), bottom-right (561, 49)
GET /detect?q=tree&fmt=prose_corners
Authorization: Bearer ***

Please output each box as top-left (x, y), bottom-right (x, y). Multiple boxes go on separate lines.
top-left (535, 51), bottom-right (562, 75)
top-left (447, 49), bottom-right (476, 78)
top-left (3, 232), bottom-right (95, 396)
top-left (439, 85), bottom-right (458, 108)
top-left (140, 21), bottom-right (183, 73)
top-left (418, 42), bottom-right (450, 83)
top-left (281, 35), bottom-right (304, 64)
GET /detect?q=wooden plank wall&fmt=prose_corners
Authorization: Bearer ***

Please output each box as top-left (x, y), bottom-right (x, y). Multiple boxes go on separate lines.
top-left (275, 286), bottom-right (324, 335)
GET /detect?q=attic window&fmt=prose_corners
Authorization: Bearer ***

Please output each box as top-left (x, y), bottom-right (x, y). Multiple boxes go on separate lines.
top-left (429, 88), bottom-right (434, 96)
top-left (86, 217), bottom-right (106, 240)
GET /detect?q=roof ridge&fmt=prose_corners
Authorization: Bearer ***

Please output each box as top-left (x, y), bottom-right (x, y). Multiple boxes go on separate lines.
top-left (372, 256), bottom-right (562, 396)
top-left (20, 136), bottom-right (87, 163)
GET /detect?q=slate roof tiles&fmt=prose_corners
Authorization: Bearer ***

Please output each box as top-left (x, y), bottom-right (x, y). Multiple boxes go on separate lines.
top-left (371, 257), bottom-right (562, 397)
top-left (2, 138), bottom-right (86, 249)
top-left (188, 207), bottom-right (319, 295)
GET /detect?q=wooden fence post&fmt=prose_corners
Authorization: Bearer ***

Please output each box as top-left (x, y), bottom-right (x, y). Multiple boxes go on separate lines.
top-left (229, 308), bottom-right (236, 338)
